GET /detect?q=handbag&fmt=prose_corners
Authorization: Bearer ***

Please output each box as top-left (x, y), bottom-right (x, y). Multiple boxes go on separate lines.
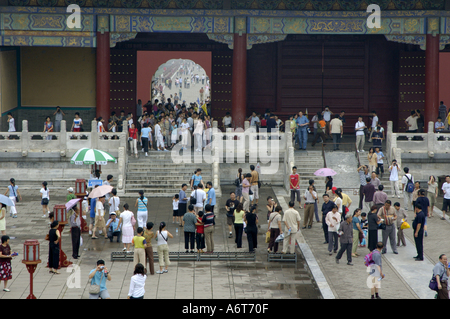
top-left (42, 198), bottom-right (49, 205)
top-left (89, 271), bottom-right (104, 295)
top-left (11, 186), bottom-right (19, 203)
top-left (429, 269), bottom-right (444, 292)
top-left (266, 214), bottom-right (277, 244)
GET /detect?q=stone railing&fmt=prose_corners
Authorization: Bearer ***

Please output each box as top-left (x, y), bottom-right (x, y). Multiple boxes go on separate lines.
top-left (386, 121), bottom-right (450, 167)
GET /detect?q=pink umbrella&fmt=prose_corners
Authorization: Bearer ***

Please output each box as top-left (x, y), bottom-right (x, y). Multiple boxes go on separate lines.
top-left (88, 185), bottom-right (113, 199)
top-left (66, 198), bottom-right (82, 211)
top-left (314, 168), bottom-right (337, 177)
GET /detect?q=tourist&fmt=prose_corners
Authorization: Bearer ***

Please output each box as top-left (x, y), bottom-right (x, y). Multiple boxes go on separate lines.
top-left (97, 117), bottom-right (106, 133)
top-left (435, 116), bottom-right (445, 133)
top-left (4, 178), bottom-right (21, 218)
top-left (235, 168), bottom-right (243, 203)
top-left (442, 175), bottom-right (450, 220)
top-left (416, 188), bottom-right (430, 237)
top-left (335, 213), bottom-right (354, 266)
top-left (377, 200), bottom-right (398, 254)
top-left (360, 212), bottom-right (368, 247)
top-left (412, 181), bottom-right (420, 208)
top-left (108, 188), bottom-right (120, 216)
top-left (195, 211), bottom-right (205, 253)
top-left (289, 166), bottom-right (301, 208)
top-left (119, 203), bottom-right (135, 252)
top-left (206, 181), bottom-right (216, 212)
top-left (296, 111), bottom-right (309, 150)
top-left (40, 181), bottom-right (50, 218)
top-left (68, 204), bottom-right (81, 259)
top-left (438, 101), bottom-right (448, 128)
top-left (373, 185), bottom-right (388, 210)
top-left (128, 122), bottom-right (139, 157)
top-left (6, 113), bottom-right (15, 134)
top-left (71, 112), bottom-right (82, 132)
top-left (88, 260), bottom-right (111, 299)
top-left (223, 112), bottom-right (232, 130)
top-left (131, 227), bottom-right (146, 267)
top-left (367, 148), bottom-right (378, 174)
top-left (0, 204), bottom-right (5, 236)
top-left (127, 263), bottom-right (146, 299)
top-left (303, 184), bottom-right (317, 229)
top-left (155, 222), bottom-right (173, 274)
top-left (405, 110), bottom-right (419, 133)
top-left (267, 206), bottom-right (282, 253)
top-left (433, 254), bottom-right (450, 299)
top-left (190, 169), bottom-right (204, 190)
top-left (282, 201), bottom-right (301, 254)
top-left (154, 118), bottom-right (166, 152)
top-left (182, 205), bottom-right (197, 253)
top-left (393, 202), bottom-right (407, 247)
top-left (369, 171), bottom-right (381, 191)
top-left (105, 212), bottom-right (121, 243)
top-left (321, 194), bottom-right (334, 244)
top-left (180, 117), bottom-right (190, 150)
top-left (244, 205), bottom-right (259, 253)
top-left (92, 196), bottom-right (107, 240)
top-left (53, 106), bottom-right (65, 132)
top-left (333, 188), bottom-right (344, 219)
top-left (225, 192), bottom-right (239, 238)
top-left (250, 165), bottom-right (259, 205)
top-left (367, 205), bottom-right (381, 251)
top-left (66, 187), bottom-right (76, 202)
top-left (388, 159), bottom-right (401, 198)
top-left (374, 147), bottom-right (384, 178)
top-left (427, 175), bottom-right (438, 217)
top-left (325, 176), bottom-right (333, 194)
top-left (242, 173), bottom-right (251, 212)
top-left (355, 116), bottom-right (366, 153)
top-left (202, 204), bottom-right (215, 253)
top-left (135, 190), bottom-right (148, 230)
top-left (43, 116), bottom-right (54, 140)
top-left (322, 106), bottom-right (333, 136)
top-left (329, 114), bottom-right (343, 151)
top-left (193, 117), bottom-right (203, 152)
top-left (172, 194), bottom-right (179, 225)
top-left (412, 203), bottom-right (425, 261)
top-left (401, 167), bottom-right (414, 211)
top-left (178, 184), bottom-right (188, 221)
top-left (368, 110), bottom-right (379, 142)
top-left (351, 209), bottom-right (363, 258)
top-left (48, 220), bottom-right (61, 274)
top-left (368, 242), bottom-right (384, 299)
top-left (140, 122), bottom-right (151, 156)
top-left (0, 235), bottom-right (15, 291)
top-left (88, 190), bottom-right (97, 235)
top-left (192, 184), bottom-right (206, 214)
top-left (362, 177), bottom-right (376, 213)
top-left (310, 111), bottom-right (321, 143)
top-left (144, 222), bottom-right (155, 275)
top-left (266, 196), bottom-right (277, 224)
top-left (325, 204), bottom-right (341, 255)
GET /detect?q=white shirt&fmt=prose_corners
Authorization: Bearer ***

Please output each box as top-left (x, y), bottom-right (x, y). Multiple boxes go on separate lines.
top-left (442, 182), bottom-right (450, 200)
top-left (128, 274), bottom-right (146, 298)
top-left (96, 201), bottom-right (105, 217)
top-left (121, 210), bottom-right (134, 228)
top-left (193, 120), bottom-right (203, 135)
top-left (250, 116), bottom-right (260, 126)
top-left (173, 199), bottom-right (179, 210)
top-left (109, 196), bottom-right (120, 213)
top-left (371, 116), bottom-right (378, 128)
top-left (322, 111), bottom-right (331, 122)
top-left (304, 190), bottom-right (317, 204)
top-left (73, 118), bottom-right (82, 129)
top-left (223, 116), bottom-right (232, 126)
top-left (40, 188), bottom-right (50, 200)
top-left (8, 118), bottom-right (15, 132)
top-left (401, 173), bottom-right (414, 191)
top-left (192, 189), bottom-right (206, 208)
top-left (355, 121), bottom-right (365, 136)
top-left (155, 124), bottom-right (162, 137)
top-left (157, 230), bottom-right (169, 246)
top-left (389, 165), bottom-right (399, 181)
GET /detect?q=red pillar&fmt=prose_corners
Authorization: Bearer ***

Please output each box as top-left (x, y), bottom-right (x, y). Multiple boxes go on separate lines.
top-left (231, 33), bottom-right (247, 129)
top-left (96, 32), bottom-right (110, 120)
top-left (424, 34), bottom-right (439, 132)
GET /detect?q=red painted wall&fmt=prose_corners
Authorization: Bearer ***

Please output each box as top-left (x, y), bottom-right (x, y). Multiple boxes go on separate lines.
top-left (136, 51), bottom-right (211, 103)
top-left (439, 52), bottom-right (450, 107)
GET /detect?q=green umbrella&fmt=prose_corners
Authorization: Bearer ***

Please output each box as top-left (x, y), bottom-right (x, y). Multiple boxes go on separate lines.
top-left (70, 148), bottom-right (116, 165)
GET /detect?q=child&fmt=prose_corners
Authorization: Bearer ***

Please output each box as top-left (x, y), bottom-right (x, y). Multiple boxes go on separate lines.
top-left (172, 194), bottom-right (179, 224)
top-left (131, 227), bottom-right (147, 267)
top-left (195, 211), bottom-right (205, 253)
top-left (375, 147), bottom-right (384, 178)
top-left (359, 212), bottom-right (368, 247)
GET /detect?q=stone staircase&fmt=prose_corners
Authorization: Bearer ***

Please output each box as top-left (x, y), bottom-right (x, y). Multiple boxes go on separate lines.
top-left (125, 152), bottom-right (213, 197)
top-left (294, 150), bottom-right (326, 194)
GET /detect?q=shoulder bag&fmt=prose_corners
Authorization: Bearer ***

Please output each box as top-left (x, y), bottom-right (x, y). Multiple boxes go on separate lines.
top-left (89, 271), bottom-right (104, 295)
top-left (378, 207), bottom-right (387, 230)
top-left (11, 185), bottom-right (19, 203)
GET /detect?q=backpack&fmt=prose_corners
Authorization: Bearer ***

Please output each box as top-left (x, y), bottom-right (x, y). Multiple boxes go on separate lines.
top-left (364, 251), bottom-right (375, 267)
top-left (405, 174), bottom-right (414, 193)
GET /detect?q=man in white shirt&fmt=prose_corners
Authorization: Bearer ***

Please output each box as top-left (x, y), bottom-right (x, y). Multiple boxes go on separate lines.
top-left (405, 110), bottom-right (418, 133)
top-left (282, 201), bottom-right (301, 254)
top-left (192, 184), bottom-right (206, 214)
top-left (223, 112), bottom-right (232, 129)
top-left (441, 175), bottom-right (450, 220)
top-left (355, 116), bottom-right (366, 153)
top-left (155, 118), bottom-right (166, 151)
top-left (303, 185), bottom-right (317, 229)
top-left (330, 114), bottom-right (343, 151)
top-left (248, 112), bottom-right (260, 127)
top-left (322, 106), bottom-right (333, 136)
top-left (388, 160), bottom-right (401, 198)
top-left (401, 167), bottom-right (414, 210)
top-left (369, 110), bottom-right (378, 141)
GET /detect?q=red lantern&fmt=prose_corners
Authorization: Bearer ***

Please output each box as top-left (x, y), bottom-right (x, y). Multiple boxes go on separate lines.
top-left (53, 205), bottom-right (67, 224)
top-left (22, 240), bottom-right (41, 299)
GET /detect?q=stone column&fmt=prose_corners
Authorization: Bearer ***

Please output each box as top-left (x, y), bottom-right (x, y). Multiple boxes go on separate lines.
top-left (21, 120), bottom-right (28, 157)
top-left (91, 119), bottom-right (98, 150)
top-left (96, 31), bottom-right (110, 121)
top-left (231, 33), bottom-right (247, 129)
top-left (59, 120), bottom-right (67, 157)
top-left (427, 121), bottom-right (435, 157)
top-left (424, 34), bottom-right (439, 132)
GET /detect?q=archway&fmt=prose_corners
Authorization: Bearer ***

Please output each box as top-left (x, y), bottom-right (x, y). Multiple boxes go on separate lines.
top-left (136, 51), bottom-right (211, 106)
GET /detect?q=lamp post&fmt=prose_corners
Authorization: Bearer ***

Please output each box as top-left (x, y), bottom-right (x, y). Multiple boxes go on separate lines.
top-left (53, 205), bottom-right (72, 268)
top-left (22, 240), bottom-right (41, 299)
top-left (75, 179), bottom-right (89, 232)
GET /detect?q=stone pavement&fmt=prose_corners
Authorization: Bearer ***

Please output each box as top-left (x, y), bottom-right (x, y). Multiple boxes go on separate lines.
top-left (0, 185), bottom-right (321, 299)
